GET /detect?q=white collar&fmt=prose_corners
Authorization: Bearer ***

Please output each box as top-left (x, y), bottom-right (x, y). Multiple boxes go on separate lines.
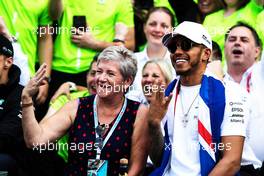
top-left (139, 46), bottom-right (171, 61)
top-left (224, 64), bottom-right (255, 83)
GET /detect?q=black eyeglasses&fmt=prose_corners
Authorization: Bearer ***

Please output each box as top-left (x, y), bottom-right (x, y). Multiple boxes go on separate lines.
top-left (167, 38), bottom-right (198, 53)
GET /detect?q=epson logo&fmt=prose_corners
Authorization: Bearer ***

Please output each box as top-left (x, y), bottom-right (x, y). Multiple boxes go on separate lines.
top-left (231, 107), bottom-right (244, 112)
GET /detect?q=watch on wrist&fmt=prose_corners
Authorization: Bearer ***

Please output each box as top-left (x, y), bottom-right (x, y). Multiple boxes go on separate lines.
top-left (113, 38), bottom-right (125, 44)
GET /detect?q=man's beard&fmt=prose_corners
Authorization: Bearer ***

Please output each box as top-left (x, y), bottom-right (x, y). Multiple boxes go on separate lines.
top-left (172, 49), bottom-right (203, 76)
top-left (175, 58), bottom-right (200, 76)
top-left (176, 69), bottom-right (190, 76)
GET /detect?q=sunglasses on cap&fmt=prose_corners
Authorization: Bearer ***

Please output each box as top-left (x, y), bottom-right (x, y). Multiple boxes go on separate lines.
top-left (167, 37), bottom-right (199, 53)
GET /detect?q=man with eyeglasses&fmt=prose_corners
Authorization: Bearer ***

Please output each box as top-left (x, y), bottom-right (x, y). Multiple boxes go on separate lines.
top-left (0, 34), bottom-right (24, 174)
top-left (147, 21), bottom-right (255, 176)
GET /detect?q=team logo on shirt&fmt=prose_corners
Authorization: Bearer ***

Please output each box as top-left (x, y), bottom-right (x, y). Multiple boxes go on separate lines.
top-left (228, 100), bottom-right (245, 123)
top-left (231, 107), bottom-right (243, 112)
top-left (229, 101), bottom-right (243, 106)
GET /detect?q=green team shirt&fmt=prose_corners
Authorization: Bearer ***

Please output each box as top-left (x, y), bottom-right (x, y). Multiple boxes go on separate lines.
top-left (53, 0), bottom-right (134, 74)
top-left (50, 90), bottom-right (89, 162)
top-left (203, 0), bottom-right (263, 65)
top-left (256, 11), bottom-right (264, 50)
top-left (50, 90), bottom-right (89, 110)
top-left (154, 0), bottom-right (175, 16)
top-left (0, 0), bottom-right (52, 76)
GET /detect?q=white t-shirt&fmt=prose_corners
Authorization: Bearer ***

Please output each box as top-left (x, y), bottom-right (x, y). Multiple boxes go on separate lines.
top-left (246, 62), bottom-right (264, 162)
top-left (223, 81), bottom-right (261, 168)
top-left (163, 79), bottom-right (261, 176)
top-left (225, 62), bottom-right (264, 162)
top-left (165, 84), bottom-right (201, 176)
top-left (12, 42), bottom-right (30, 86)
top-left (224, 65), bottom-right (254, 91)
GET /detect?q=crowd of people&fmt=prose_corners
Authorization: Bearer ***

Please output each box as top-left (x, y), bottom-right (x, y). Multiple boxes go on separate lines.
top-left (0, 0), bottom-right (264, 175)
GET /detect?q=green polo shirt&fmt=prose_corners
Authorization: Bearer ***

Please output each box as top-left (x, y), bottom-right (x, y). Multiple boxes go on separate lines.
top-left (154, 0), bottom-right (175, 16)
top-left (53, 0), bottom-right (134, 74)
top-left (50, 90), bottom-right (89, 162)
top-left (203, 0), bottom-right (263, 65)
top-left (0, 0), bottom-right (52, 76)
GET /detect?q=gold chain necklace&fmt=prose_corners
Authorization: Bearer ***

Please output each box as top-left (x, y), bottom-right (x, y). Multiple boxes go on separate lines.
top-left (180, 91), bottom-right (199, 128)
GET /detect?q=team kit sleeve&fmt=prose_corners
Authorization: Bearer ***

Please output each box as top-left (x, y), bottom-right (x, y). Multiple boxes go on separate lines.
top-left (115, 0), bottom-right (134, 28)
top-left (220, 81), bottom-right (250, 137)
top-left (39, 0), bottom-right (53, 26)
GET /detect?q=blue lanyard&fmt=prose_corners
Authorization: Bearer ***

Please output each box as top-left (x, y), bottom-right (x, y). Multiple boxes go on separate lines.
top-left (93, 95), bottom-right (127, 159)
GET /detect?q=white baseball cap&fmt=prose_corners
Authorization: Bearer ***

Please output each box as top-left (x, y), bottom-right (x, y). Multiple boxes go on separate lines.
top-left (162, 21), bottom-right (212, 50)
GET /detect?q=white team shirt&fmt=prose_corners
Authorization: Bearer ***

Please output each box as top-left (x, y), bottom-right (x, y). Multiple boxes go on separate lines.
top-left (249, 61), bottom-right (264, 162)
top-left (225, 62), bottom-right (264, 162)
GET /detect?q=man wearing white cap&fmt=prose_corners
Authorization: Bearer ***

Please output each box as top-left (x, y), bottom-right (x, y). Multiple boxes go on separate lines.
top-left (147, 21), bottom-right (257, 176)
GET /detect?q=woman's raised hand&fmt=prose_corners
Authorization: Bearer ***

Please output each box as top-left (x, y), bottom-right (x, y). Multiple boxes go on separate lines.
top-left (22, 63), bottom-right (48, 98)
